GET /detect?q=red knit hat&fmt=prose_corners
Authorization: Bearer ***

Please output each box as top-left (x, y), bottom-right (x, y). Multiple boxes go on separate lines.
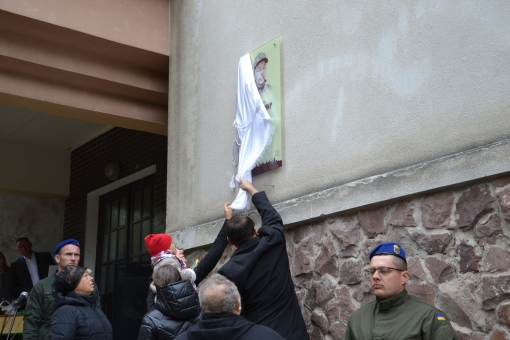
top-left (144, 234), bottom-right (172, 256)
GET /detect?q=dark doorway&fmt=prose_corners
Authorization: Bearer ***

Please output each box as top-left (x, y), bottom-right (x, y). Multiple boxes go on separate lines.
top-left (96, 175), bottom-right (161, 323)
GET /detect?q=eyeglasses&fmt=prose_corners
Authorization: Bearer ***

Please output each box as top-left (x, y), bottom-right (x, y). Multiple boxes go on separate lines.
top-left (364, 266), bottom-right (404, 277)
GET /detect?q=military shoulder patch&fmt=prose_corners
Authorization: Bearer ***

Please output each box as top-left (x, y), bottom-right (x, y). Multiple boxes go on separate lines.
top-left (436, 313), bottom-right (446, 321)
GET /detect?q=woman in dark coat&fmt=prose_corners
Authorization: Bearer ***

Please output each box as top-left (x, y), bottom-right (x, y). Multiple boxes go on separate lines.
top-left (0, 252), bottom-right (12, 302)
top-left (50, 265), bottom-right (112, 340)
top-left (138, 263), bottom-right (201, 340)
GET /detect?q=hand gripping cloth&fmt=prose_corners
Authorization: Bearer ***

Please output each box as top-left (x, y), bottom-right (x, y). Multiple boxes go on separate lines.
top-left (230, 53), bottom-right (274, 210)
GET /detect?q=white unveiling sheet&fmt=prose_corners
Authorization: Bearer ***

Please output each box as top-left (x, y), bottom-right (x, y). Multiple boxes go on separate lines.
top-left (230, 53), bottom-right (274, 210)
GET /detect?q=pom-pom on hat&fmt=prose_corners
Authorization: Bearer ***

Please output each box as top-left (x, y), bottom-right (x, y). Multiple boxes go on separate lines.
top-left (54, 265), bottom-right (88, 294)
top-left (144, 234), bottom-right (172, 257)
top-left (54, 239), bottom-right (80, 255)
top-left (369, 242), bottom-right (407, 263)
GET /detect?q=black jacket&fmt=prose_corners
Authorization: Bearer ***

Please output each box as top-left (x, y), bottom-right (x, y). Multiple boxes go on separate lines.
top-left (175, 312), bottom-right (285, 340)
top-left (146, 222), bottom-right (228, 312)
top-left (138, 280), bottom-right (201, 340)
top-left (50, 292), bottom-right (112, 340)
top-left (218, 192), bottom-right (309, 340)
top-left (10, 251), bottom-right (55, 297)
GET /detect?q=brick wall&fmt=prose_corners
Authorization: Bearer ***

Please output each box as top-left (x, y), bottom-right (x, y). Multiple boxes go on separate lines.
top-left (186, 175), bottom-right (510, 340)
top-left (63, 127), bottom-right (167, 252)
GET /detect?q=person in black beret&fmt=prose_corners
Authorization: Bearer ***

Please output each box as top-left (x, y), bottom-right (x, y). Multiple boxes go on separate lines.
top-left (50, 266), bottom-right (112, 340)
top-left (344, 242), bottom-right (457, 340)
top-left (24, 238), bottom-right (100, 340)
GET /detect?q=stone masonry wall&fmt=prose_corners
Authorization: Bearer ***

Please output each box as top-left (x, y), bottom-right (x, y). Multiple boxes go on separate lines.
top-left (185, 176), bottom-right (510, 340)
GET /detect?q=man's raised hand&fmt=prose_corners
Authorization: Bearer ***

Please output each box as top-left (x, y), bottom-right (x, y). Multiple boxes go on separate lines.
top-left (224, 202), bottom-right (233, 220)
top-left (238, 179), bottom-right (259, 196)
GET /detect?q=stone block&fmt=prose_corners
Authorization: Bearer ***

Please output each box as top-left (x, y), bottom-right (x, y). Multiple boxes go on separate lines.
top-left (496, 187), bottom-right (510, 223)
top-left (309, 326), bottom-right (322, 340)
top-left (304, 280), bottom-right (317, 312)
top-left (328, 322), bottom-right (346, 340)
top-left (324, 299), bottom-right (339, 325)
top-left (458, 242), bottom-right (481, 273)
top-left (314, 275), bottom-right (336, 306)
top-left (293, 224), bottom-right (311, 243)
top-left (315, 238), bottom-right (339, 277)
top-left (407, 257), bottom-right (428, 283)
top-left (352, 281), bottom-right (372, 303)
top-left (330, 216), bottom-right (360, 258)
top-left (490, 329), bottom-right (510, 340)
top-left (312, 220), bottom-right (329, 245)
top-left (335, 286), bottom-right (356, 324)
top-left (425, 256), bottom-right (455, 283)
top-left (293, 237), bottom-right (314, 277)
top-left (456, 184), bottom-right (494, 229)
top-left (358, 207), bottom-right (386, 238)
top-left (421, 192), bottom-right (454, 229)
top-left (496, 301), bottom-right (510, 328)
top-left (481, 246), bottom-right (510, 273)
top-left (406, 283), bottom-right (435, 305)
top-left (389, 199), bottom-right (416, 227)
top-left (339, 259), bottom-right (363, 285)
top-left (455, 331), bottom-right (485, 340)
top-left (439, 276), bottom-right (481, 329)
top-left (495, 176), bottom-right (510, 189)
top-left (475, 214), bottom-right (504, 246)
top-left (361, 239), bottom-right (381, 265)
top-left (388, 230), bottom-right (415, 257)
top-left (437, 292), bottom-right (472, 329)
top-left (481, 274), bottom-right (510, 310)
top-left (311, 310), bottom-right (329, 334)
top-left (410, 230), bottom-right (452, 254)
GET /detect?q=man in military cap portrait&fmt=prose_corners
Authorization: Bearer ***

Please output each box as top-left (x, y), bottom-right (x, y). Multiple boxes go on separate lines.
top-left (253, 52), bottom-right (270, 94)
top-left (344, 242), bottom-right (457, 340)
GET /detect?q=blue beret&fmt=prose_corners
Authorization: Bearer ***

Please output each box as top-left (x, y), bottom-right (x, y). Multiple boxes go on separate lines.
top-left (54, 239), bottom-right (80, 255)
top-left (369, 242), bottom-right (406, 263)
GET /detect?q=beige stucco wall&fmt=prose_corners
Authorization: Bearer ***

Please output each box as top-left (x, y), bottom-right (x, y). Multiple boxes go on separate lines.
top-left (167, 1), bottom-right (510, 233)
top-left (0, 139), bottom-right (69, 197)
top-left (0, 0), bottom-right (169, 55)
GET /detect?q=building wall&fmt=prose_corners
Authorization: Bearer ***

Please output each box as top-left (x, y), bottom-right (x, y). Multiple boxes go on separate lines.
top-left (0, 0), bottom-right (169, 55)
top-left (64, 127), bottom-right (167, 261)
top-left (168, 1), bottom-right (510, 339)
top-left (0, 139), bottom-right (69, 197)
top-left (0, 193), bottom-right (64, 265)
top-left (186, 174), bottom-right (510, 339)
top-left (167, 0), bottom-right (510, 231)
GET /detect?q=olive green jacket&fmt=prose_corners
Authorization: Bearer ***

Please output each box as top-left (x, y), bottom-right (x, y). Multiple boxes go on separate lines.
top-left (23, 273), bottom-right (100, 340)
top-left (344, 289), bottom-right (457, 340)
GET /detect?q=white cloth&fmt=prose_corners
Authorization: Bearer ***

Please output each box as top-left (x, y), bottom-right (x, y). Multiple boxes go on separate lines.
top-left (24, 254), bottom-right (40, 286)
top-left (230, 54), bottom-right (274, 210)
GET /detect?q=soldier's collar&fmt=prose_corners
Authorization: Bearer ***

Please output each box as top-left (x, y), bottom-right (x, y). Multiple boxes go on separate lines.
top-left (377, 289), bottom-right (409, 311)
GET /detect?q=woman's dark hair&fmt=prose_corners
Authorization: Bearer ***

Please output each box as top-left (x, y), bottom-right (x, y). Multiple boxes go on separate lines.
top-left (54, 266), bottom-right (88, 294)
top-left (0, 252), bottom-right (9, 272)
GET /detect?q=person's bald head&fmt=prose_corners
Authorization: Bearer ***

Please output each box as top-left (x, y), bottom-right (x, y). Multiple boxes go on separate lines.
top-left (198, 274), bottom-right (241, 314)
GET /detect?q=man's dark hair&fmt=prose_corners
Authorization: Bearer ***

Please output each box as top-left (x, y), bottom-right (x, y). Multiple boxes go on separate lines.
top-left (226, 215), bottom-right (255, 246)
top-left (15, 237), bottom-right (30, 244)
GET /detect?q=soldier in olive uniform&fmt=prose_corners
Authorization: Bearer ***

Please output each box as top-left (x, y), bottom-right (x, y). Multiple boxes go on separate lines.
top-left (344, 242), bottom-right (457, 340)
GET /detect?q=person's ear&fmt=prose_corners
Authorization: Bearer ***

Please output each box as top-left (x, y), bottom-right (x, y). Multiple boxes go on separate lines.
top-left (227, 237), bottom-right (235, 246)
top-left (253, 227), bottom-right (259, 237)
top-left (401, 270), bottom-right (410, 285)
